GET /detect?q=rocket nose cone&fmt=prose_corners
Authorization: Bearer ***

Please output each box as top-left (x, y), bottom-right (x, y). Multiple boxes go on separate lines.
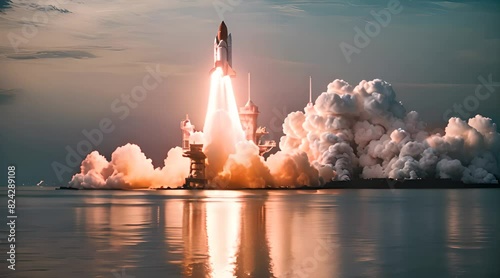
top-left (220, 21), bottom-right (227, 30)
top-left (217, 21), bottom-right (228, 41)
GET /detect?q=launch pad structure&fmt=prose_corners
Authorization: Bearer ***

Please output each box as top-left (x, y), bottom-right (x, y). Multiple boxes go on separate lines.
top-left (180, 85), bottom-right (276, 188)
top-left (182, 144), bottom-right (207, 189)
top-left (239, 73), bottom-right (277, 156)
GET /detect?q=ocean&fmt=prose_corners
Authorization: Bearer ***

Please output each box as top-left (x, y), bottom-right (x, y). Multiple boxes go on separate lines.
top-left (1, 187), bottom-right (499, 277)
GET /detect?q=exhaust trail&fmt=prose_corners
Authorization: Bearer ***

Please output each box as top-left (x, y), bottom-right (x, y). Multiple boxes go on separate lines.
top-left (203, 68), bottom-right (246, 178)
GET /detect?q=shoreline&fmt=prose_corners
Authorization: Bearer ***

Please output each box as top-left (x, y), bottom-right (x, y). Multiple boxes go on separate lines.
top-left (55, 179), bottom-right (500, 191)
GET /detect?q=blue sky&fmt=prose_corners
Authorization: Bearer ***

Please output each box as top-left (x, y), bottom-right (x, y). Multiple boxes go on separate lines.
top-left (0, 0), bottom-right (499, 184)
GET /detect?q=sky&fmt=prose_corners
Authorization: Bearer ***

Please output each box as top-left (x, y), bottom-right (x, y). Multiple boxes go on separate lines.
top-left (0, 0), bottom-right (499, 185)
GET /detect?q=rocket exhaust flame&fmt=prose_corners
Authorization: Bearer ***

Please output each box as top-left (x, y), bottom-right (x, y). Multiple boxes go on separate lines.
top-left (203, 68), bottom-right (246, 178)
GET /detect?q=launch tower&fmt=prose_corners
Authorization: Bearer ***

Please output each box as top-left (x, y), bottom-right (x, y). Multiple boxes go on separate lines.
top-left (183, 144), bottom-right (207, 189)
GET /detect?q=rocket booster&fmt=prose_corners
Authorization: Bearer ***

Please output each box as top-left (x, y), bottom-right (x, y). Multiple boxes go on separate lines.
top-left (210, 21), bottom-right (236, 77)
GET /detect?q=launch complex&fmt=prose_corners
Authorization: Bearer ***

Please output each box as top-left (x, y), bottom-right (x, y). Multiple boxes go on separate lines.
top-left (180, 21), bottom-right (276, 188)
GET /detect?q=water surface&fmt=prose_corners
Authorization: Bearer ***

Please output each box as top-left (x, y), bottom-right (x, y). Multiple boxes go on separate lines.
top-left (1, 187), bottom-right (499, 277)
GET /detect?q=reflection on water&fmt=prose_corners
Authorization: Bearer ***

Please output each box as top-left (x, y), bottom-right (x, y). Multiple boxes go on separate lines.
top-left (165, 191), bottom-right (273, 277)
top-left (445, 190), bottom-right (493, 277)
top-left (7, 188), bottom-right (500, 277)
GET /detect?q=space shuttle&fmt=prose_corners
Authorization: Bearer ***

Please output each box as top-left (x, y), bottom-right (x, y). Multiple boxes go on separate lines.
top-left (210, 21), bottom-right (236, 77)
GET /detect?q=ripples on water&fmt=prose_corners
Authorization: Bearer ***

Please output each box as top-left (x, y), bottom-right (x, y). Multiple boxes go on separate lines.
top-left (2, 187), bottom-right (499, 277)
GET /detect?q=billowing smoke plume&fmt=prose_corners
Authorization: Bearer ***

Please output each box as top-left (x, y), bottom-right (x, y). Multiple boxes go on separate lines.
top-left (69, 144), bottom-right (189, 189)
top-left (69, 78), bottom-right (500, 189)
top-left (279, 79), bottom-right (499, 184)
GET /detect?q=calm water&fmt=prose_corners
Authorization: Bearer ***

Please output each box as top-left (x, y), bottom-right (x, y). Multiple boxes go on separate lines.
top-left (1, 187), bottom-right (499, 278)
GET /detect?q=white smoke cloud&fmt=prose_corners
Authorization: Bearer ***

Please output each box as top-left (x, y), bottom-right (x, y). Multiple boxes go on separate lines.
top-left (280, 79), bottom-right (499, 184)
top-left (70, 78), bottom-right (499, 189)
top-left (267, 150), bottom-right (319, 187)
top-left (212, 141), bottom-right (273, 189)
top-left (70, 144), bottom-right (189, 189)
